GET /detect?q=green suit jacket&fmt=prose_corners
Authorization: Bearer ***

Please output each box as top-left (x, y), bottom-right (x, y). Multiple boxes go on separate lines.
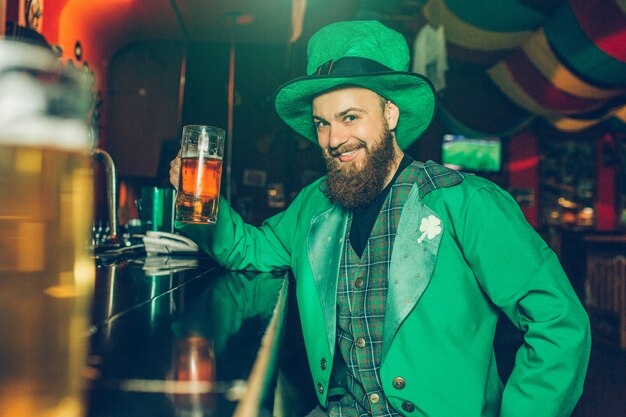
top-left (177, 161), bottom-right (591, 417)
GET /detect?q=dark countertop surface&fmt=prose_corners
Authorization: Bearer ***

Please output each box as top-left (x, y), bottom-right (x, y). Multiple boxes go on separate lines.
top-left (86, 255), bottom-right (287, 417)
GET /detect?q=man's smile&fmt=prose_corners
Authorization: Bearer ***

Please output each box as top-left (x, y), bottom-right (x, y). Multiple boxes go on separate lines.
top-left (329, 143), bottom-right (366, 163)
top-left (337, 148), bottom-right (364, 163)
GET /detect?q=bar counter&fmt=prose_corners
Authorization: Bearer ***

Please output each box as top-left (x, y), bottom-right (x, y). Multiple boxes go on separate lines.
top-left (86, 254), bottom-right (288, 417)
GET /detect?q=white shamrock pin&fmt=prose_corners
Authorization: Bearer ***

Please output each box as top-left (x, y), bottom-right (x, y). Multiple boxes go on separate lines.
top-left (417, 215), bottom-right (442, 243)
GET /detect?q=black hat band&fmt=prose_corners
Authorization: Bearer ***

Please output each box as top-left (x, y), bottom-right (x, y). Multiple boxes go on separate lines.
top-left (314, 56), bottom-right (394, 77)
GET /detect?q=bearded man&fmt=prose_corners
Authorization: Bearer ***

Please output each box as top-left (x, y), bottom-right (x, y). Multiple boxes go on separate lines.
top-left (170, 20), bottom-right (590, 417)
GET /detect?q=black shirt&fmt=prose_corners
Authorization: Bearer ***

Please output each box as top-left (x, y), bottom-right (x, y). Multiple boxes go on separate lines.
top-left (349, 154), bottom-right (414, 257)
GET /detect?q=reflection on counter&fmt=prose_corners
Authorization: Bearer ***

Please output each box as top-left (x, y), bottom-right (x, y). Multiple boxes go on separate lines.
top-left (142, 256), bottom-right (200, 276)
top-left (169, 336), bottom-right (217, 417)
top-left (87, 259), bottom-right (287, 417)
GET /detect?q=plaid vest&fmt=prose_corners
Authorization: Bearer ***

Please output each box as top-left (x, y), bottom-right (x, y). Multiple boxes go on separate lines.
top-left (332, 163), bottom-right (421, 417)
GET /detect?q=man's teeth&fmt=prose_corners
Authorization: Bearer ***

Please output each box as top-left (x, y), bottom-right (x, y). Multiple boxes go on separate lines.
top-left (340, 150), bottom-right (358, 156)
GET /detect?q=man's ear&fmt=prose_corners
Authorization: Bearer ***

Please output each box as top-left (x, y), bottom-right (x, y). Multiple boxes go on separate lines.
top-left (385, 101), bottom-right (400, 130)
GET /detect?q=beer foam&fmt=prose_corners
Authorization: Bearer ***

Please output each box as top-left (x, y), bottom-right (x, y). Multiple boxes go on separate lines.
top-left (0, 40), bottom-right (58, 71)
top-left (0, 41), bottom-right (91, 151)
top-left (0, 116), bottom-right (91, 151)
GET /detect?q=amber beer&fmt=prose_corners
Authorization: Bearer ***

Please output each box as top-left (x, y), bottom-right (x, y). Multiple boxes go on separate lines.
top-left (176, 156), bottom-right (223, 223)
top-left (176, 125), bottom-right (225, 224)
top-left (0, 40), bottom-right (93, 417)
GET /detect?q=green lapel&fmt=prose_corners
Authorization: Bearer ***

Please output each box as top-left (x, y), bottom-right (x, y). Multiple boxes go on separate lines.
top-left (307, 202), bottom-right (349, 354)
top-left (382, 183), bottom-right (443, 363)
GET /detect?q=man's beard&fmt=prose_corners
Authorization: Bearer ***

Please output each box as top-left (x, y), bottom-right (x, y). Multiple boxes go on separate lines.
top-left (323, 127), bottom-right (396, 209)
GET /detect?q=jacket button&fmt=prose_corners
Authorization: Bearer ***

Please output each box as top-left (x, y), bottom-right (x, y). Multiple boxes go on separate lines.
top-left (355, 337), bottom-right (366, 348)
top-left (369, 393), bottom-right (380, 404)
top-left (355, 278), bottom-right (364, 288)
top-left (317, 383), bottom-right (324, 394)
top-left (320, 357), bottom-right (327, 371)
top-left (402, 401), bottom-right (415, 412)
top-left (392, 376), bottom-right (406, 390)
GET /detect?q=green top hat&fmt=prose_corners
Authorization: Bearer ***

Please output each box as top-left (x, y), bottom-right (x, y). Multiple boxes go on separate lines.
top-left (274, 20), bottom-right (437, 150)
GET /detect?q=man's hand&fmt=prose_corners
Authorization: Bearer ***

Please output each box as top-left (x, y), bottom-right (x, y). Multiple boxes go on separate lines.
top-left (169, 149), bottom-right (182, 190)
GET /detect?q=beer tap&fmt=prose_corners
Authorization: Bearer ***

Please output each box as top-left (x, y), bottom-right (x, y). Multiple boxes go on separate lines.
top-left (92, 148), bottom-right (122, 248)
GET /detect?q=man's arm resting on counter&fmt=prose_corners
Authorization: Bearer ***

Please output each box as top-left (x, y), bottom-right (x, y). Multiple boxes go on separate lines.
top-left (175, 191), bottom-right (306, 272)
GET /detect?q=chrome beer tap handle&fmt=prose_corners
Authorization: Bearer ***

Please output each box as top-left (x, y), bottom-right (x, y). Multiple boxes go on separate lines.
top-left (92, 148), bottom-right (122, 247)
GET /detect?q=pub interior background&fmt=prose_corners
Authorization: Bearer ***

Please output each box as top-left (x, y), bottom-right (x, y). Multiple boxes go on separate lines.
top-left (3, 0), bottom-right (626, 416)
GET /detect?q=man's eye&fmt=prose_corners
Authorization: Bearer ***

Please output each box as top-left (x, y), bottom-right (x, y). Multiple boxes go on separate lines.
top-left (314, 120), bottom-right (328, 129)
top-left (345, 115), bottom-right (357, 122)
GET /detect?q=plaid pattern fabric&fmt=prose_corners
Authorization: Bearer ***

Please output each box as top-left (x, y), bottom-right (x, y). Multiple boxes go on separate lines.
top-left (330, 162), bottom-right (463, 416)
top-left (417, 160), bottom-right (464, 198)
top-left (331, 163), bottom-right (421, 417)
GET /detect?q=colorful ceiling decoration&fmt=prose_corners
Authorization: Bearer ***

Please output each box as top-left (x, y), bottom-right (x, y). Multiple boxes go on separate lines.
top-left (422, 0), bottom-right (553, 65)
top-left (548, 105), bottom-right (626, 132)
top-left (421, 0), bottom-right (626, 135)
top-left (489, 29), bottom-right (623, 117)
top-left (544, 0), bottom-right (626, 87)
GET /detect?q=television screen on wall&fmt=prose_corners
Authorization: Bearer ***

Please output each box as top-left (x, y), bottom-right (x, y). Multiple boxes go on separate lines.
top-left (442, 134), bottom-right (502, 173)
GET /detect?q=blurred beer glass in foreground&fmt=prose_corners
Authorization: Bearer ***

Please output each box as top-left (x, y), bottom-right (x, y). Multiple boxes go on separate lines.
top-left (175, 125), bottom-right (225, 224)
top-left (0, 40), bottom-right (93, 416)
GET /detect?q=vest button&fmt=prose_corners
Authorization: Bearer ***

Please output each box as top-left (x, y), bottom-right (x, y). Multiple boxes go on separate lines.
top-left (402, 401), bottom-right (415, 412)
top-left (355, 337), bottom-right (366, 348)
top-left (320, 357), bottom-right (327, 370)
top-left (392, 376), bottom-right (406, 390)
top-left (355, 278), bottom-right (364, 288)
top-left (317, 383), bottom-right (324, 394)
top-left (369, 393), bottom-right (380, 404)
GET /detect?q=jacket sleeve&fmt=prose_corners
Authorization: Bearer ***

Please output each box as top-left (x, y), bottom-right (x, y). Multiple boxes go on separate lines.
top-left (458, 183), bottom-right (591, 417)
top-left (175, 187), bottom-right (310, 272)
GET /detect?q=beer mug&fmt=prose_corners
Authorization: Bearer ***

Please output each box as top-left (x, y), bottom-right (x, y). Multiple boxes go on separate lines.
top-left (0, 41), bottom-right (93, 416)
top-left (175, 125), bottom-right (225, 224)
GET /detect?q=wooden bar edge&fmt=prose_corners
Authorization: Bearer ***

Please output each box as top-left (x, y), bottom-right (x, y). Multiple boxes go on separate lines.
top-left (233, 275), bottom-right (289, 417)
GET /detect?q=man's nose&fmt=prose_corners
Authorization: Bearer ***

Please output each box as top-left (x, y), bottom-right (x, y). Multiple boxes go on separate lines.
top-left (328, 123), bottom-right (349, 149)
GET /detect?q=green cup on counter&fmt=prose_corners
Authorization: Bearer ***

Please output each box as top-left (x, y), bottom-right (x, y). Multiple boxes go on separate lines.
top-left (137, 187), bottom-right (176, 233)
